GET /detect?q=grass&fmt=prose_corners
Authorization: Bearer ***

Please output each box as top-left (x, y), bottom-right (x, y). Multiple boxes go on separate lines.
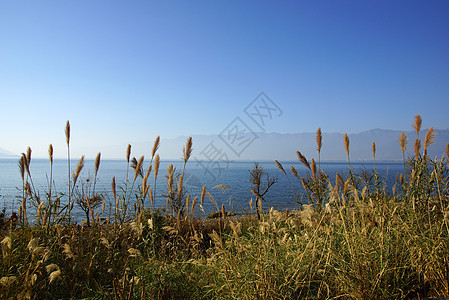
top-left (1, 115), bottom-right (449, 299)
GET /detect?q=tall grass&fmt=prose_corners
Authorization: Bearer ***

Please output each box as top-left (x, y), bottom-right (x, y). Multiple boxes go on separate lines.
top-left (1, 115), bottom-right (448, 299)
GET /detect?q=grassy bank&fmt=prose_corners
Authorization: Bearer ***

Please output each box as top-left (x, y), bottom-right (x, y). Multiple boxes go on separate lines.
top-left (1, 116), bottom-right (449, 299)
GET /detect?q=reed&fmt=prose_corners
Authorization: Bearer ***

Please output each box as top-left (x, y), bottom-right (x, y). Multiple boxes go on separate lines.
top-left (413, 114), bottom-right (422, 138)
top-left (316, 127), bottom-right (322, 171)
top-left (1, 115), bottom-right (448, 299)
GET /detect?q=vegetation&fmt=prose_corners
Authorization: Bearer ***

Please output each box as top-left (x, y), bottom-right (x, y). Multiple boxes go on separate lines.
top-left (1, 115), bottom-right (449, 299)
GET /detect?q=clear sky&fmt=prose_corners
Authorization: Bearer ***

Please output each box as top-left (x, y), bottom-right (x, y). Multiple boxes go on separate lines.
top-left (1, 1), bottom-right (448, 158)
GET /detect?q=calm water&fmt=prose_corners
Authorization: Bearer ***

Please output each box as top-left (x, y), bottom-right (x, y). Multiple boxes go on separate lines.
top-left (0, 158), bottom-right (404, 221)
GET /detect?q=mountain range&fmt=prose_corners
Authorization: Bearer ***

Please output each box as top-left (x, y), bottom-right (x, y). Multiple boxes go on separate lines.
top-left (2, 129), bottom-right (448, 161)
top-left (0, 147), bottom-right (17, 158)
top-left (125, 128), bottom-right (449, 162)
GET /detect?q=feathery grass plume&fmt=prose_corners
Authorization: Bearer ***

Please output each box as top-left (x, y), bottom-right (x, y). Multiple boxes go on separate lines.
top-left (336, 172), bottom-right (344, 188)
top-left (22, 152), bottom-right (30, 177)
top-left (316, 127), bottom-right (322, 171)
top-left (296, 151), bottom-right (310, 170)
top-left (191, 196), bottom-right (198, 216)
top-left (126, 144), bottom-right (131, 163)
top-left (2, 236), bottom-right (11, 258)
top-left (0, 276), bottom-right (16, 287)
top-left (167, 164), bottom-right (174, 191)
top-left (399, 131), bottom-right (408, 176)
top-left (145, 164), bottom-right (152, 179)
top-left (222, 204), bottom-right (226, 220)
top-left (48, 144), bottom-right (53, 164)
top-left (112, 176), bottom-right (117, 202)
top-left (291, 166), bottom-right (300, 180)
top-left (183, 137), bottom-right (193, 164)
top-left (94, 152), bottom-right (101, 176)
top-left (142, 175), bottom-right (148, 198)
top-left (185, 194), bottom-right (190, 216)
top-left (154, 154), bottom-right (160, 180)
top-left (316, 127), bottom-right (322, 153)
top-left (65, 121), bottom-right (72, 220)
top-left (25, 181), bottom-right (32, 197)
top-left (399, 131), bottom-right (407, 153)
top-left (27, 238), bottom-right (39, 252)
top-left (177, 175), bottom-right (184, 201)
top-left (311, 158), bottom-right (317, 181)
top-left (201, 185), bottom-right (206, 206)
top-left (412, 114), bottom-right (422, 137)
top-left (65, 120), bottom-right (71, 146)
top-left (49, 269), bottom-right (62, 284)
top-left (414, 139), bottom-right (421, 158)
top-left (73, 155), bottom-right (85, 184)
top-left (344, 133), bottom-right (350, 157)
top-left (62, 243), bottom-right (74, 259)
top-left (18, 155), bottom-right (25, 181)
top-left (133, 156), bottom-right (144, 181)
top-left (152, 136), bottom-right (160, 159)
top-left (26, 146), bottom-right (32, 167)
top-left (372, 142), bottom-right (376, 160)
top-left (275, 160), bottom-right (286, 175)
top-left (423, 127), bottom-right (436, 155)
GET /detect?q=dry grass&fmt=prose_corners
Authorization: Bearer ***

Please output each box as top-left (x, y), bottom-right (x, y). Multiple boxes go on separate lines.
top-left (1, 116), bottom-right (448, 299)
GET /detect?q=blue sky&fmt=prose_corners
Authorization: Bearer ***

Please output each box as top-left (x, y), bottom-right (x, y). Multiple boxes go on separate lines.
top-left (1, 1), bottom-right (448, 158)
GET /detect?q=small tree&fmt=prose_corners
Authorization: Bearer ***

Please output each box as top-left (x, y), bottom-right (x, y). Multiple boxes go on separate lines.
top-left (249, 163), bottom-right (277, 219)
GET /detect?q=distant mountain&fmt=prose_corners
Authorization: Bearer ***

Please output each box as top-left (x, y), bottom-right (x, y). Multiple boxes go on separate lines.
top-left (124, 128), bottom-right (449, 162)
top-left (0, 147), bottom-right (17, 158)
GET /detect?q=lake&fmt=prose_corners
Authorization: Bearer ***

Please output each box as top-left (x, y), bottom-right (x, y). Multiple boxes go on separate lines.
top-left (0, 158), bottom-right (404, 221)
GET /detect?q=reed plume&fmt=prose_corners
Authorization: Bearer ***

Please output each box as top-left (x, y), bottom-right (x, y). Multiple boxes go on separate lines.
top-left (316, 127), bottom-right (322, 153)
top-left (154, 154), bottom-right (160, 180)
top-left (23, 151), bottom-right (30, 177)
top-left (133, 156), bottom-right (144, 182)
top-left (145, 164), bottom-right (152, 179)
top-left (412, 114), bottom-right (422, 137)
top-left (344, 133), bottom-right (350, 157)
top-left (336, 172), bottom-right (344, 188)
top-left (152, 136), bottom-right (160, 159)
top-left (372, 142), bottom-right (376, 160)
top-left (112, 176), bottom-right (117, 203)
top-left (92, 152), bottom-right (101, 198)
top-left (126, 144), bottom-right (131, 163)
top-left (414, 139), bottom-right (421, 158)
top-left (177, 175), bottom-right (184, 202)
top-left (48, 144), bottom-right (53, 165)
top-left (26, 147), bottom-right (32, 167)
top-left (296, 151), bottom-right (310, 170)
top-left (201, 185), bottom-right (206, 206)
top-left (275, 160), bottom-right (286, 175)
top-left (291, 166), bottom-right (300, 180)
top-left (167, 164), bottom-right (174, 192)
top-left (18, 154), bottom-right (25, 181)
top-left (94, 153), bottom-right (101, 176)
top-left (73, 155), bottom-right (85, 185)
top-left (65, 121), bottom-right (70, 146)
top-left (65, 121), bottom-right (72, 220)
top-left (48, 144), bottom-right (54, 215)
top-left (191, 196), bottom-right (198, 217)
top-left (399, 131), bottom-right (407, 153)
top-left (316, 127), bottom-right (322, 171)
top-left (183, 137), bottom-right (193, 164)
top-left (399, 131), bottom-right (408, 177)
top-left (423, 127), bottom-right (436, 156)
top-left (311, 158), bottom-right (317, 181)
